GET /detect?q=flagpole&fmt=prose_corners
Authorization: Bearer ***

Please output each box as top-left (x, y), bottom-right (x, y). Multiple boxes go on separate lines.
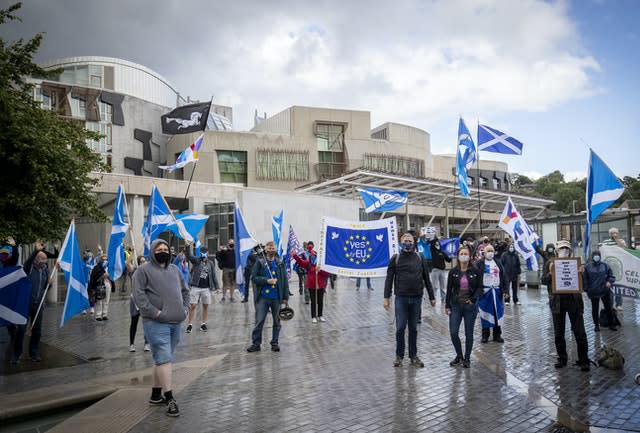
top-left (121, 185), bottom-right (138, 268)
top-left (476, 120), bottom-right (483, 237)
top-left (181, 158), bottom-right (198, 212)
top-left (30, 265), bottom-right (58, 333)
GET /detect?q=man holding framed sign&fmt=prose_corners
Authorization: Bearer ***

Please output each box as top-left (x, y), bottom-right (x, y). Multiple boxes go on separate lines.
top-left (541, 240), bottom-right (590, 372)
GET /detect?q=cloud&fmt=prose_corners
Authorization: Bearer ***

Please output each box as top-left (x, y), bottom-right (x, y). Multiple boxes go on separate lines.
top-left (2, 0), bottom-right (601, 132)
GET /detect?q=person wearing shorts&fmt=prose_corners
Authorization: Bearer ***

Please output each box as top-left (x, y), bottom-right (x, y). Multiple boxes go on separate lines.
top-left (133, 239), bottom-right (189, 417)
top-left (185, 245), bottom-right (219, 333)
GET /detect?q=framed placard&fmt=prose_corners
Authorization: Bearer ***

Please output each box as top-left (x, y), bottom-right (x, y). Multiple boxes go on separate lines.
top-left (551, 258), bottom-right (582, 294)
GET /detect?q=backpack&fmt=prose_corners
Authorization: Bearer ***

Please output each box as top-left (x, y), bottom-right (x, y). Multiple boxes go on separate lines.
top-left (597, 345), bottom-right (625, 370)
top-left (599, 308), bottom-right (622, 328)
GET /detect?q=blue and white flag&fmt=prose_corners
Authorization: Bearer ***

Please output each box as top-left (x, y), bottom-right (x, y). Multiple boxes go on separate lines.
top-left (456, 118), bottom-right (476, 197)
top-left (107, 184), bottom-right (129, 281)
top-left (168, 214), bottom-right (209, 256)
top-left (499, 198), bottom-right (539, 270)
top-left (59, 220), bottom-right (90, 327)
top-left (234, 203), bottom-right (257, 297)
top-left (272, 209), bottom-right (285, 258)
top-left (477, 124), bottom-right (523, 155)
top-left (319, 216), bottom-right (399, 277)
top-left (439, 237), bottom-right (460, 259)
top-left (358, 188), bottom-right (408, 213)
top-left (143, 186), bottom-right (191, 255)
top-left (584, 150), bottom-right (625, 256)
top-left (0, 266), bottom-right (31, 326)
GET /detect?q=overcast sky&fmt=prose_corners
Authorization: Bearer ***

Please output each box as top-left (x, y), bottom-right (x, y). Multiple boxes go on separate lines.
top-left (3, 0), bottom-right (638, 180)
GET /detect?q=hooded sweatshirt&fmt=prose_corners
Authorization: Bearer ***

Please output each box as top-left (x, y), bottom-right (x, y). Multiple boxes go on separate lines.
top-left (132, 239), bottom-right (189, 323)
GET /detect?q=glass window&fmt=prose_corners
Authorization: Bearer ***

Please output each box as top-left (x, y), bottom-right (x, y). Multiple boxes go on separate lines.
top-left (362, 154), bottom-right (424, 177)
top-left (316, 123), bottom-right (344, 152)
top-left (85, 122), bottom-right (111, 153)
top-left (75, 65), bottom-right (88, 86)
top-left (256, 149), bottom-right (309, 181)
top-left (59, 67), bottom-right (75, 84)
top-left (70, 96), bottom-right (87, 118)
top-left (99, 102), bottom-right (112, 122)
top-left (89, 65), bottom-right (103, 88)
top-left (217, 150), bottom-right (247, 185)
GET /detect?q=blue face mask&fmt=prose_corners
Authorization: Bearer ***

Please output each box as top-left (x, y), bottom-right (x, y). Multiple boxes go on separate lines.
top-left (102, 260), bottom-right (108, 268)
top-left (593, 255), bottom-right (601, 263)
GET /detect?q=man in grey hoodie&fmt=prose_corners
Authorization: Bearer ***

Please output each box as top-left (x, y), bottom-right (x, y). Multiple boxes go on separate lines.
top-left (133, 239), bottom-right (189, 417)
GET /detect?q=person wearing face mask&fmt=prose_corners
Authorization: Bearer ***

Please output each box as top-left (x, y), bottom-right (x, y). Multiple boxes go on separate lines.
top-left (472, 236), bottom-right (491, 263)
top-left (430, 235), bottom-right (452, 304)
top-left (474, 244), bottom-right (509, 343)
top-left (602, 227), bottom-right (626, 311)
top-left (583, 250), bottom-right (616, 332)
top-left (133, 239), bottom-right (190, 417)
top-left (535, 243), bottom-right (556, 270)
top-left (445, 246), bottom-right (483, 368)
top-left (384, 233), bottom-right (436, 368)
top-left (500, 242), bottom-right (522, 305)
top-left (7, 245), bottom-right (46, 364)
top-left (184, 245), bottom-right (219, 333)
top-left (541, 240), bottom-right (590, 371)
top-left (88, 254), bottom-right (114, 321)
top-left (216, 239), bottom-right (237, 302)
top-left (247, 241), bottom-right (290, 352)
top-left (292, 241), bottom-right (330, 323)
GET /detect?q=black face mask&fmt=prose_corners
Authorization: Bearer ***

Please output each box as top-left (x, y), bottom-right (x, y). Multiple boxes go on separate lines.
top-left (154, 252), bottom-right (171, 265)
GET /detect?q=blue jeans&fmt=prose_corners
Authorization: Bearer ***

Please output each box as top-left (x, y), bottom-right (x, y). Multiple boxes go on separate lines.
top-left (356, 277), bottom-right (371, 289)
top-left (395, 295), bottom-right (422, 359)
top-left (251, 297), bottom-right (281, 346)
top-left (143, 320), bottom-right (181, 365)
top-left (449, 302), bottom-right (478, 360)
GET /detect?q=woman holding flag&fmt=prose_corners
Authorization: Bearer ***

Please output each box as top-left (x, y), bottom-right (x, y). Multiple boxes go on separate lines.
top-left (293, 242), bottom-right (330, 323)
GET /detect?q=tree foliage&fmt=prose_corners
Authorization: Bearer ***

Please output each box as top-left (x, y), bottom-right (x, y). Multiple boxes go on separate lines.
top-left (0, 3), bottom-right (107, 243)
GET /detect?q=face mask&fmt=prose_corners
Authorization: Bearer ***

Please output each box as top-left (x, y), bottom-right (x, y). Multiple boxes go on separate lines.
top-left (35, 260), bottom-right (48, 269)
top-left (154, 252), bottom-right (171, 264)
top-left (485, 252), bottom-right (494, 260)
top-left (102, 260), bottom-right (108, 268)
top-left (508, 247), bottom-right (515, 253)
top-left (458, 255), bottom-right (470, 263)
top-left (307, 245), bottom-right (314, 252)
top-left (558, 249), bottom-right (570, 258)
top-left (593, 255), bottom-right (601, 263)
top-left (201, 253), bottom-right (208, 259)
top-left (547, 248), bottom-right (554, 253)
top-left (402, 242), bottom-right (414, 251)
top-left (483, 239), bottom-right (489, 244)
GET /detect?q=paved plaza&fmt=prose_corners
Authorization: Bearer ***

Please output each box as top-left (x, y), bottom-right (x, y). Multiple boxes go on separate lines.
top-left (1, 278), bottom-right (639, 433)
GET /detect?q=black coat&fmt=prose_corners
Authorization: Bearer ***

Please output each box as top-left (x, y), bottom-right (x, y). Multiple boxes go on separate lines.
top-left (500, 251), bottom-right (521, 281)
top-left (384, 251), bottom-right (435, 299)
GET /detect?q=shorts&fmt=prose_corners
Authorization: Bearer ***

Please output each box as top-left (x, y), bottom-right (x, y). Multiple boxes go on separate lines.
top-left (189, 287), bottom-right (212, 304)
top-left (222, 268), bottom-right (236, 289)
top-left (142, 320), bottom-right (181, 365)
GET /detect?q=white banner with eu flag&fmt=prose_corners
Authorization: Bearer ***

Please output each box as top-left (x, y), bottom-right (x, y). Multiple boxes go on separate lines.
top-left (319, 217), bottom-right (398, 277)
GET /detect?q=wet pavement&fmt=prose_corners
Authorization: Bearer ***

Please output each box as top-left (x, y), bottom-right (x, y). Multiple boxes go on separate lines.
top-left (1, 278), bottom-right (639, 432)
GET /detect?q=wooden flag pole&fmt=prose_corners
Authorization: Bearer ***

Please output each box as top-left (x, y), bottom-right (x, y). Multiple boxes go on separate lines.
top-left (121, 184), bottom-right (138, 268)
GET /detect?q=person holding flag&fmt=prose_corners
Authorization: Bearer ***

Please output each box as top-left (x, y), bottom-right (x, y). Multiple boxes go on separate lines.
top-left (475, 244), bottom-right (508, 344)
top-left (293, 242), bottom-right (330, 323)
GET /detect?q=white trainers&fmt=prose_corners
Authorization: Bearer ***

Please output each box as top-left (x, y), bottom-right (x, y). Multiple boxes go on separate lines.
top-left (312, 318), bottom-right (318, 324)
top-left (129, 344), bottom-right (136, 352)
top-left (319, 317), bottom-right (327, 322)
top-left (143, 343), bottom-right (151, 352)
top-left (516, 301), bottom-right (522, 305)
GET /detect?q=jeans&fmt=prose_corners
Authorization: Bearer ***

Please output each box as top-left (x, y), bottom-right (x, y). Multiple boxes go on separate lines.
top-left (395, 295), bottom-right (422, 359)
top-left (356, 277), bottom-right (371, 289)
top-left (142, 320), bottom-right (181, 365)
top-left (251, 297), bottom-right (281, 346)
top-left (431, 269), bottom-right (447, 301)
top-left (449, 302), bottom-right (478, 360)
top-left (8, 304), bottom-right (43, 359)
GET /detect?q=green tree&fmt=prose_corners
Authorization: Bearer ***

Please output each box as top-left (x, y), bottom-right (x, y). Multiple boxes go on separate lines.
top-left (0, 3), bottom-right (107, 243)
top-left (617, 175), bottom-right (640, 205)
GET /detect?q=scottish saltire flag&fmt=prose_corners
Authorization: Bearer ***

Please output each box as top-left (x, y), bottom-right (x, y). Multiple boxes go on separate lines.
top-left (477, 124), bottom-right (523, 155)
top-left (440, 237), bottom-right (460, 259)
top-left (107, 184), bottom-right (129, 281)
top-left (498, 198), bottom-right (539, 270)
top-left (584, 150), bottom-right (625, 256)
top-left (358, 188), bottom-right (408, 213)
top-left (59, 220), bottom-right (90, 327)
top-left (143, 186), bottom-right (191, 255)
top-left (0, 266), bottom-right (31, 326)
top-left (234, 203), bottom-right (257, 297)
top-left (319, 217), bottom-right (399, 277)
top-left (478, 286), bottom-right (505, 328)
top-left (272, 209), bottom-right (285, 258)
top-left (285, 225), bottom-right (303, 279)
top-left (159, 134), bottom-right (205, 172)
top-left (456, 118), bottom-right (476, 197)
top-left (164, 214), bottom-right (209, 255)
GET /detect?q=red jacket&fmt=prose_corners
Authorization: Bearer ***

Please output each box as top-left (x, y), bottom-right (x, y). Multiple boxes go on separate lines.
top-left (292, 253), bottom-right (330, 290)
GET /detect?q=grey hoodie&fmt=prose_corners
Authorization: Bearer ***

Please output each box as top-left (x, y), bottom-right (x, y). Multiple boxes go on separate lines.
top-left (132, 239), bottom-right (189, 323)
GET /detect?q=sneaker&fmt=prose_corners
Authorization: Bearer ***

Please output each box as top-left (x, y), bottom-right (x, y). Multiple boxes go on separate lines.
top-left (449, 356), bottom-right (462, 367)
top-left (462, 359), bottom-right (471, 368)
top-left (356, 287), bottom-right (360, 291)
top-left (481, 336), bottom-right (489, 344)
top-left (149, 395), bottom-right (165, 405)
top-left (129, 344), bottom-right (136, 352)
top-left (166, 398), bottom-right (180, 417)
top-left (241, 297), bottom-right (248, 303)
top-left (200, 323), bottom-right (208, 332)
top-left (82, 310), bottom-right (87, 315)
top-left (185, 324), bottom-right (193, 334)
top-left (616, 305), bottom-right (623, 311)
top-left (393, 357), bottom-right (402, 367)
top-left (271, 344), bottom-right (280, 352)
top-left (230, 297), bottom-right (236, 302)
top-left (89, 308), bottom-right (95, 315)
top-left (30, 354), bottom-right (42, 362)
top-left (610, 326), bottom-right (618, 331)
top-left (318, 317), bottom-right (326, 322)
top-left (102, 316), bottom-right (108, 321)
top-left (516, 301), bottom-right (522, 305)
top-left (505, 301), bottom-right (510, 305)
top-left (410, 357), bottom-right (424, 368)
top-left (143, 344), bottom-right (151, 352)
top-left (555, 359), bottom-right (567, 369)
top-left (247, 344), bottom-right (261, 353)
top-left (311, 318), bottom-right (318, 324)
top-left (221, 297), bottom-right (226, 303)
top-left (96, 317), bottom-right (103, 322)
top-left (368, 287), bottom-right (374, 291)
top-left (580, 363), bottom-right (591, 372)
top-left (304, 301), bottom-right (310, 304)
top-left (493, 336), bottom-right (505, 343)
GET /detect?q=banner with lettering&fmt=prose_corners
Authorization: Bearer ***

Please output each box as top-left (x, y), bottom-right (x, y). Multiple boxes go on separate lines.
top-left (600, 245), bottom-right (640, 299)
top-left (319, 216), bottom-right (398, 277)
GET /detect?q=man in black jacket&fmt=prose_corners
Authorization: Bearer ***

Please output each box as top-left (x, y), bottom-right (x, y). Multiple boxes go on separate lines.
top-left (384, 233), bottom-right (436, 368)
top-left (216, 240), bottom-right (236, 302)
top-left (500, 243), bottom-right (521, 305)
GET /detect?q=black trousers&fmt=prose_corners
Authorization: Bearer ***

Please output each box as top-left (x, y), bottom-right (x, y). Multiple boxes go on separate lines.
top-left (509, 278), bottom-right (519, 303)
top-left (310, 289), bottom-right (325, 318)
top-left (590, 294), bottom-right (614, 327)
top-left (551, 297), bottom-right (588, 364)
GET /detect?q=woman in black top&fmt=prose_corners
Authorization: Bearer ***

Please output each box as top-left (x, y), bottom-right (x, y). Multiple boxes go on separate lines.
top-left (445, 246), bottom-right (483, 368)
